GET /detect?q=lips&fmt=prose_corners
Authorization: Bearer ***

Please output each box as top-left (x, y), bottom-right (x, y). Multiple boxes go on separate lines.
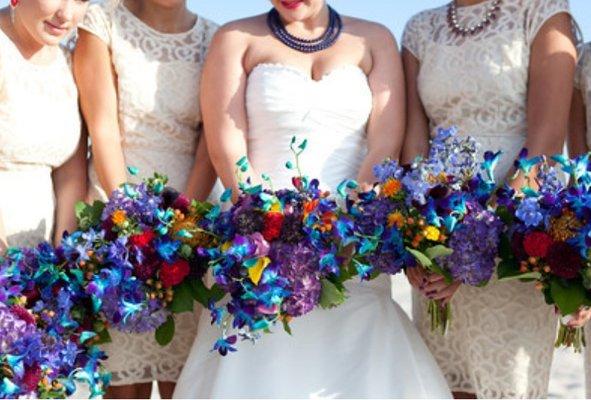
top-left (44, 21), bottom-right (69, 36)
top-left (280, 0), bottom-right (304, 10)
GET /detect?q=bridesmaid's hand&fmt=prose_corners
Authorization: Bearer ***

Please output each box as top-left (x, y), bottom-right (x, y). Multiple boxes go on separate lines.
top-left (406, 266), bottom-right (428, 290)
top-left (421, 274), bottom-right (461, 306)
top-left (566, 307), bottom-right (591, 329)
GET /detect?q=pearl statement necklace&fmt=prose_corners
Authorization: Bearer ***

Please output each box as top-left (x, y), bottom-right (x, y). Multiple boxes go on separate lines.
top-left (447, 0), bottom-right (502, 37)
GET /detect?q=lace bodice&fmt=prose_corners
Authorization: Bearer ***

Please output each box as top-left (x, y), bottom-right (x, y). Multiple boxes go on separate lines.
top-left (575, 42), bottom-right (591, 146)
top-left (0, 31), bottom-right (80, 171)
top-left (402, 0), bottom-right (570, 144)
top-left (246, 63), bottom-right (372, 191)
top-left (80, 1), bottom-right (218, 192)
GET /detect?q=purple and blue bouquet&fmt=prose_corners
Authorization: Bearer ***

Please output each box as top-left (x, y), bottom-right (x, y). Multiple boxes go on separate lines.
top-left (68, 171), bottom-right (220, 346)
top-left (0, 244), bottom-right (109, 398)
top-left (497, 151), bottom-right (591, 351)
top-left (345, 127), bottom-right (502, 334)
top-left (201, 138), bottom-right (353, 355)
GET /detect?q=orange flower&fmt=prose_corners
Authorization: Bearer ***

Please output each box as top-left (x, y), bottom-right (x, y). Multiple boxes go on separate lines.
top-left (387, 212), bottom-right (404, 228)
top-left (111, 210), bottom-right (127, 226)
top-left (303, 199), bottom-right (319, 219)
top-left (382, 179), bottom-right (402, 197)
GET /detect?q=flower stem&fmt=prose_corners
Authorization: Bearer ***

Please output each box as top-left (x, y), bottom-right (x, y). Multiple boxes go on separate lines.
top-left (428, 299), bottom-right (451, 335)
top-left (555, 323), bottom-right (585, 353)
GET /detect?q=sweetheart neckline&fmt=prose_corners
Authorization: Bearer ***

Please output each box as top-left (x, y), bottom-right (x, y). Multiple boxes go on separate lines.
top-left (249, 62), bottom-right (368, 84)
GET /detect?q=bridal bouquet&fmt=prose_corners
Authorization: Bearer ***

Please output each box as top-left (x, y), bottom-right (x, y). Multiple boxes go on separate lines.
top-left (497, 151), bottom-right (591, 351)
top-left (201, 138), bottom-right (353, 355)
top-left (346, 128), bottom-right (502, 334)
top-left (0, 244), bottom-right (109, 398)
top-left (68, 171), bottom-right (220, 346)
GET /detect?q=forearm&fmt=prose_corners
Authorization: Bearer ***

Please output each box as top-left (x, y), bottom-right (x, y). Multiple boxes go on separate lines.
top-left (90, 132), bottom-right (127, 195)
top-left (185, 135), bottom-right (217, 201)
top-left (52, 140), bottom-right (89, 243)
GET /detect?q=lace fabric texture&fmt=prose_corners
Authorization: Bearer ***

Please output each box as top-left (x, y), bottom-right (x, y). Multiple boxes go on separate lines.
top-left (79, 2), bottom-right (218, 385)
top-left (402, 0), bottom-right (572, 396)
top-left (0, 30), bottom-right (80, 247)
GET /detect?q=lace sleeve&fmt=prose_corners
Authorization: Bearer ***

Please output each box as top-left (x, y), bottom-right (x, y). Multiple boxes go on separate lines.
top-left (525, 0), bottom-right (571, 47)
top-left (576, 43), bottom-right (591, 94)
top-left (78, 3), bottom-right (112, 46)
top-left (402, 12), bottom-right (427, 61)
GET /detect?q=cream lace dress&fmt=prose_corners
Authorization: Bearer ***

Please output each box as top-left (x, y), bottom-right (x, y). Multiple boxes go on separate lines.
top-left (79, 2), bottom-right (218, 385)
top-left (575, 42), bottom-right (591, 398)
top-left (402, 0), bottom-right (572, 397)
top-left (0, 29), bottom-right (80, 248)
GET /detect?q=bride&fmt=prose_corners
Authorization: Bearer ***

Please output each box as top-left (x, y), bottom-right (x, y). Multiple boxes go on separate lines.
top-left (174, 0), bottom-right (451, 398)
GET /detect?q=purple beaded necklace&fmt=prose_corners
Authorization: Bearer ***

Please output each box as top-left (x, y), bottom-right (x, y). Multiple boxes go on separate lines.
top-left (267, 6), bottom-right (343, 53)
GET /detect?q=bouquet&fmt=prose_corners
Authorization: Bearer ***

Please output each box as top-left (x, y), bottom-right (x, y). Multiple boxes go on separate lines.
top-left (0, 244), bottom-right (109, 398)
top-left (201, 138), bottom-right (354, 354)
top-left (67, 171), bottom-right (220, 346)
top-left (346, 127), bottom-right (502, 334)
top-left (497, 151), bottom-right (591, 351)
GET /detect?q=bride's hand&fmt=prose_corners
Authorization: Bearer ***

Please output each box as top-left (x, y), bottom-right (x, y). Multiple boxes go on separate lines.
top-left (422, 274), bottom-right (461, 306)
top-left (566, 307), bottom-right (591, 328)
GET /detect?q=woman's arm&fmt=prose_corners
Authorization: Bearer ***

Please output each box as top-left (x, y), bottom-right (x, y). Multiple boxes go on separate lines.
top-left (400, 49), bottom-right (430, 165)
top-left (355, 25), bottom-right (405, 184)
top-left (568, 88), bottom-right (588, 157)
top-left (200, 25), bottom-right (257, 198)
top-left (73, 30), bottom-right (127, 196)
top-left (184, 132), bottom-right (217, 201)
top-left (52, 130), bottom-right (88, 244)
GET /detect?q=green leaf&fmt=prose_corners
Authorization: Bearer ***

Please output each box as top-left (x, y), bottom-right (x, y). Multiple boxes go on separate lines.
top-left (406, 247), bottom-right (432, 268)
top-left (319, 279), bottom-right (347, 309)
top-left (496, 206), bottom-right (514, 226)
top-left (168, 281), bottom-right (194, 314)
top-left (550, 278), bottom-right (589, 315)
top-left (497, 271), bottom-right (542, 282)
top-left (425, 245), bottom-right (453, 260)
top-left (192, 200), bottom-right (214, 215)
top-left (189, 279), bottom-right (225, 307)
top-left (75, 201), bottom-right (105, 231)
top-left (498, 233), bottom-right (514, 261)
top-left (94, 327), bottom-right (112, 345)
top-left (282, 318), bottom-right (293, 336)
top-left (496, 259), bottom-right (542, 281)
top-left (155, 316), bottom-right (175, 346)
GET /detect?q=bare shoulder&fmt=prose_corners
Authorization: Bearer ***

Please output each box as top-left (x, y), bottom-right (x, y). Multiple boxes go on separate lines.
top-left (342, 17), bottom-right (397, 46)
top-left (213, 14), bottom-right (269, 42)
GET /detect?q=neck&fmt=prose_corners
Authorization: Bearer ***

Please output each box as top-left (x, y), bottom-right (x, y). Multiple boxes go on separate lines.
top-left (455, 0), bottom-right (488, 6)
top-left (5, 8), bottom-right (49, 60)
top-left (125, 0), bottom-right (194, 34)
top-left (282, 4), bottom-right (330, 39)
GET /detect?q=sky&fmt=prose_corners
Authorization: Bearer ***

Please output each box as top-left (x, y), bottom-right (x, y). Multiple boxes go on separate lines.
top-left (0, 1), bottom-right (589, 42)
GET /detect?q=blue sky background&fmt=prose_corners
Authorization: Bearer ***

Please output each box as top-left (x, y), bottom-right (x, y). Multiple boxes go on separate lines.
top-left (0, 1), bottom-right (589, 42)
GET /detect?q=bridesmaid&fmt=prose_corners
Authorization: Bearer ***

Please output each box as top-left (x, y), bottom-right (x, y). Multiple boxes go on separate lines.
top-left (402, 0), bottom-right (577, 398)
top-left (567, 40), bottom-right (591, 398)
top-left (73, 0), bottom-right (218, 398)
top-left (0, 0), bottom-right (88, 248)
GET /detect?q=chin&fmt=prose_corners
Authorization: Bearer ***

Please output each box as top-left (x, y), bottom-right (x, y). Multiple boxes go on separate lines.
top-left (37, 31), bottom-right (68, 46)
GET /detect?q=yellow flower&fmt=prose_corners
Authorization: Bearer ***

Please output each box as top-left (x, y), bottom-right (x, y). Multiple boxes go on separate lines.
top-left (549, 210), bottom-right (582, 242)
top-left (424, 226), bottom-right (441, 242)
top-left (249, 257), bottom-right (271, 286)
top-left (111, 210), bottom-right (127, 227)
top-left (382, 179), bottom-right (402, 198)
top-left (387, 212), bottom-right (405, 228)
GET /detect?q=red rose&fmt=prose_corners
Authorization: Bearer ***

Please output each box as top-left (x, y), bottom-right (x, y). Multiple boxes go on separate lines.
top-left (160, 259), bottom-right (190, 288)
top-left (22, 364), bottom-right (42, 392)
top-left (262, 212), bottom-right (284, 242)
top-left (11, 305), bottom-right (35, 325)
top-left (523, 231), bottom-right (554, 258)
top-left (547, 242), bottom-right (582, 279)
top-left (130, 230), bottom-right (156, 248)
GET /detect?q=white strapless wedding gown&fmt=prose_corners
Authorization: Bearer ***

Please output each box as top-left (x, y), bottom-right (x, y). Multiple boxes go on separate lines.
top-left (173, 64), bottom-right (451, 399)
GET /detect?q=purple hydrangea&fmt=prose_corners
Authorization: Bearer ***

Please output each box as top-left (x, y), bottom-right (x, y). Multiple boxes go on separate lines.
top-left (442, 208), bottom-right (502, 286)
